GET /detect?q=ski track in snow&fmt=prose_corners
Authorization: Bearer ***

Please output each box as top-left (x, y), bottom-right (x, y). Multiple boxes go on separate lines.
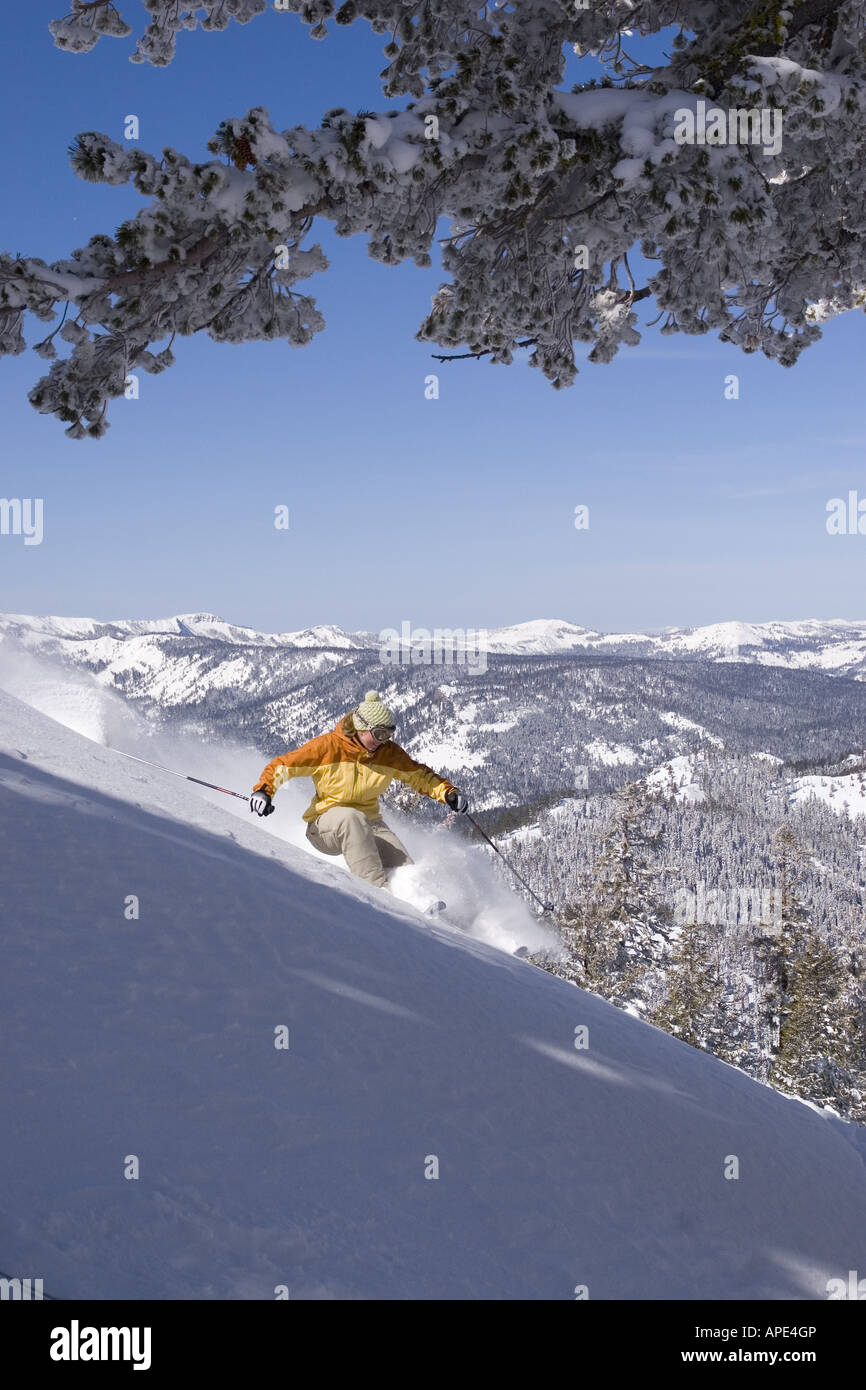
top-left (2, 686), bottom-right (866, 1300)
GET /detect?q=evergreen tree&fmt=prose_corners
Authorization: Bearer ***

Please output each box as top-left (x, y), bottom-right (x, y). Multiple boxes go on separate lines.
top-left (549, 780), bottom-right (674, 1012)
top-left (5, 2), bottom-right (866, 434)
top-left (757, 824), bottom-right (814, 1064)
top-left (590, 780), bottom-right (673, 973)
top-left (651, 920), bottom-right (735, 1059)
top-left (551, 871), bottom-right (607, 990)
top-left (770, 929), bottom-right (865, 1121)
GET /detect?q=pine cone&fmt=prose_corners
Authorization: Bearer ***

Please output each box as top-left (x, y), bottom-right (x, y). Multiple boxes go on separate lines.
top-left (232, 136), bottom-right (257, 170)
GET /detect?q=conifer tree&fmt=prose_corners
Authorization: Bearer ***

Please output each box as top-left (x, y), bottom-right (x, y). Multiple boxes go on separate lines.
top-left (590, 780), bottom-right (672, 967)
top-left (4, 1), bottom-right (866, 435)
top-left (770, 929), bottom-right (865, 1121)
top-left (651, 919), bottom-right (735, 1059)
top-left (550, 780), bottom-right (674, 1010)
top-left (551, 871), bottom-right (606, 990)
top-left (757, 823), bottom-right (814, 1062)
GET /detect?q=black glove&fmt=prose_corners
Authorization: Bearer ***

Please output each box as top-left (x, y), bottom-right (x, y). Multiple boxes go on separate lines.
top-left (250, 787), bottom-right (275, 817)
top-left (445, 789), bottom-right (468, 814)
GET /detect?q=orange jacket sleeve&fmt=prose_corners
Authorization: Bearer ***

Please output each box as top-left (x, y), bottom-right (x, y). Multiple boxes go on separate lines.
top-left (253, 733), bottom-right (331, 796)
top-left (374, 743), bottom-right (458, 804)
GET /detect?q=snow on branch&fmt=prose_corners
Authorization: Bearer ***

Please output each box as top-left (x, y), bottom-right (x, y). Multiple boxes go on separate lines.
top-left (4, 1), bottom-right (865, 435)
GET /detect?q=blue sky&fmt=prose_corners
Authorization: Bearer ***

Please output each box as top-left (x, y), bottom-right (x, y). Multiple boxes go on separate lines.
top-left (1, 3), bottom-right (864, 636)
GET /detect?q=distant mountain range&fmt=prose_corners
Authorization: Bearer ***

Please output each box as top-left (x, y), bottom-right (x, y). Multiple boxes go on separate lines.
top-left (5, 610), bottom-right (866, 677)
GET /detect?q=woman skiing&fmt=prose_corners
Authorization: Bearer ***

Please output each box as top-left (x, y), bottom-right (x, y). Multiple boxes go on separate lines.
top-left (249, 690), bottom-right (468, 888)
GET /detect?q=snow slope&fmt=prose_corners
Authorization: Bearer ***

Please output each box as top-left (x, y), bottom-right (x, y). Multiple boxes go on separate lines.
top-left (789, 771), bottom-right (866, 818)
top-left (645, 753), bottom-right (707, 804)
top-left (2, 691), bottom-right (866, 1300)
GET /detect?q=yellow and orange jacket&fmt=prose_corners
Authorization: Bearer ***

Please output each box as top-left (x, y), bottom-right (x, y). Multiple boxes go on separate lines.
top-left (253, 713), bottom-right (457, 823)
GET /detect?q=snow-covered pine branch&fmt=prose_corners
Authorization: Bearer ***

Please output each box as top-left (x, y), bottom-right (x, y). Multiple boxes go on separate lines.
top-left (3, 0), bottom-right (864, 435)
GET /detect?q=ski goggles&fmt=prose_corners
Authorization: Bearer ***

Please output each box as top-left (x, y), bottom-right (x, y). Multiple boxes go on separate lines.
top-left (369, 725), bottom-right (396, 744)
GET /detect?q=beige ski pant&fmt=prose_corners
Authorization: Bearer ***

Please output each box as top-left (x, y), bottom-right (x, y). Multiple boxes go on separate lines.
top-left (305, 806), bottom-right (413, 888)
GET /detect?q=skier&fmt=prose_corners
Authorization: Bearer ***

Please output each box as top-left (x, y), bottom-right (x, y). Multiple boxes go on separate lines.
top-left (249, 691), bottom-right (469, 889)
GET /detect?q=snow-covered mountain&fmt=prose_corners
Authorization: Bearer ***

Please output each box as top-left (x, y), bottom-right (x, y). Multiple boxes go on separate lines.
top-left (549, 615), bottom-right (866, 676)
top-left (646, 618), bottom-right (866, 675)
top-left (3, 687), bottom-right (866, 1299)
top-left (0, 611), bottom-right (374, 650)
top-left (481, 618), bottom-right (601, 654)
top-left (6, 610), bottom-right (866, 676)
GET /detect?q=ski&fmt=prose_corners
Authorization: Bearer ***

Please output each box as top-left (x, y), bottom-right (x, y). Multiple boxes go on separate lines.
top-left (418, 898), bottom-right (534, 962)
top-left (423, 903), bottom-right (532, 960)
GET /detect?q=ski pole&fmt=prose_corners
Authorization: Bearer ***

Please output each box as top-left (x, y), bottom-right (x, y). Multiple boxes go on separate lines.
top-left (108, 747), bottom-right (251, 802)
top-left (465, 812), bottom-right (555, 914)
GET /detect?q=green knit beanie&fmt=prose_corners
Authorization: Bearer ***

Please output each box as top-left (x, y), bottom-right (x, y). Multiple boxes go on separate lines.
top-left (353, 690), bottom-right (395, 732)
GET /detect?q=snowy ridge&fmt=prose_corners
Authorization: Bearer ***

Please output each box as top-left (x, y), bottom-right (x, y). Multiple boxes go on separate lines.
top-left (2, 690), bottom-right (866, 1299)
top-left (0, 611), bottom-right (374, 650)
top-left (7, 611), bottom-right (866, 676)
top-left (480, 619), bottom-right (601, 654)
